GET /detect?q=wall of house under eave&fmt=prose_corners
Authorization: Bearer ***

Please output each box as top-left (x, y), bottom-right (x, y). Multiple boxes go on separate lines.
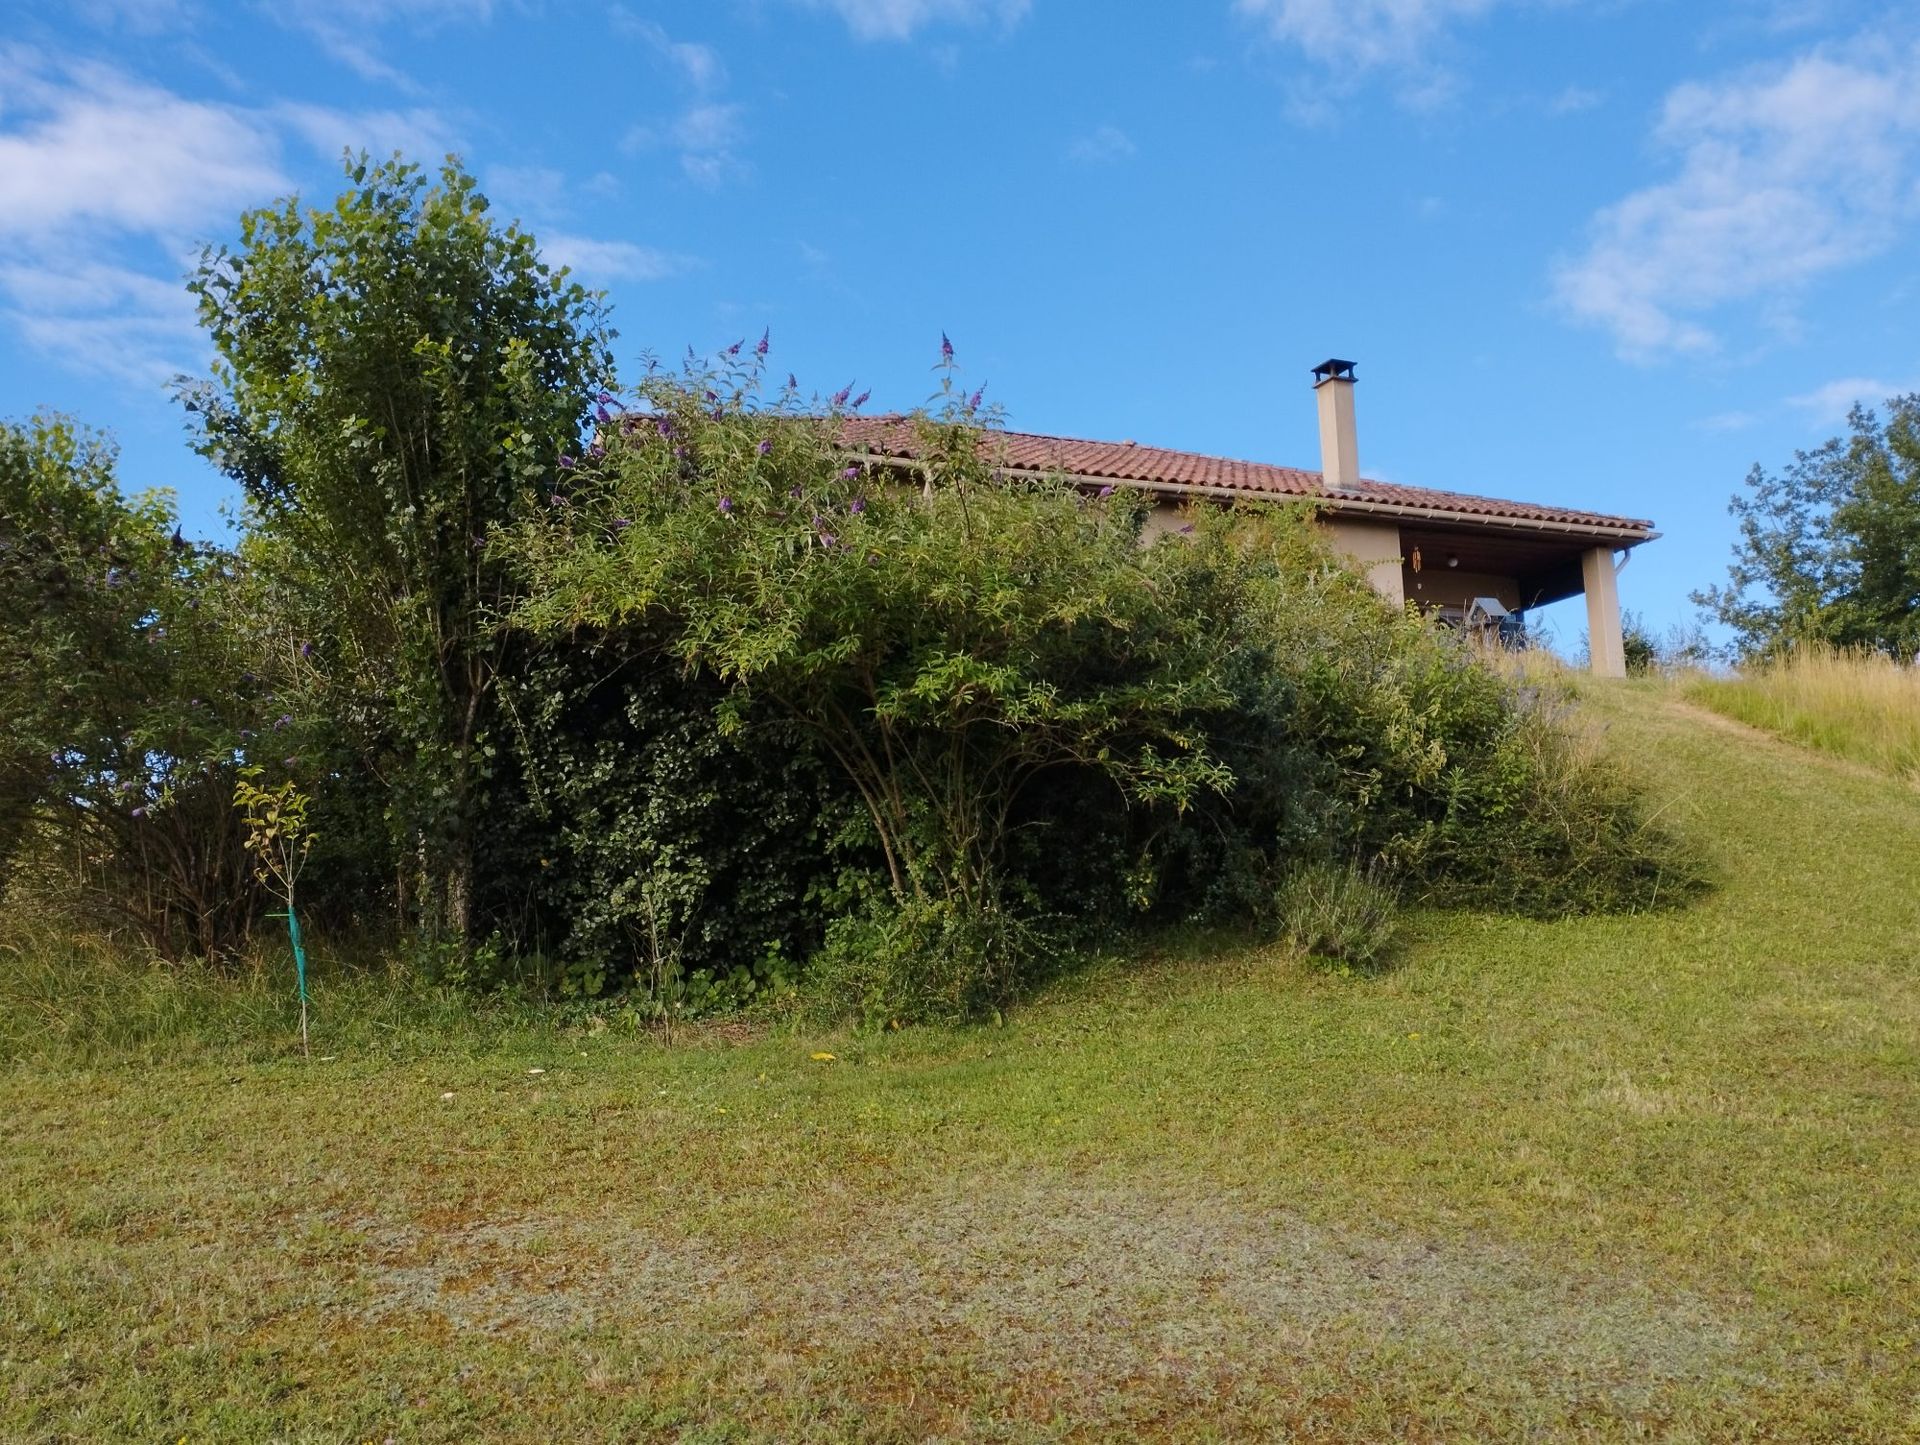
top-left (1144, 502), bottom-right (1414, 607)
top-left (1322, 517), bottom-right (1406, 606)
top-left (1401, 568), bottom-right (1523, 615)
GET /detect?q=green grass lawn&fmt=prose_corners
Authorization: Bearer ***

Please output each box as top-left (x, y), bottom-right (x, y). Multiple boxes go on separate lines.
top-left (4, 683), bottom-right (1917, 1442)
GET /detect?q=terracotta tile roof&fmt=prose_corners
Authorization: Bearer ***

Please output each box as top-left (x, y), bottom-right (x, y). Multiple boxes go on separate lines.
top-left (840, 415), bottom-right (1655, 537)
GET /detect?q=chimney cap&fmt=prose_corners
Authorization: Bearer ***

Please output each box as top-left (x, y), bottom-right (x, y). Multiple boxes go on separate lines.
top-left (1311, 358), bottom-right (1357, 384)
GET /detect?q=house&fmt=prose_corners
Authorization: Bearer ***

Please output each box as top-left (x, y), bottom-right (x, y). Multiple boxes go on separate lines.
top-left (843, 358), bottom-right (1655, 677)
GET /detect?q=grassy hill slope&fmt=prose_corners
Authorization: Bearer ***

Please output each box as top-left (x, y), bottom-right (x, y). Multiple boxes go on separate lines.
top-left (4, 682), bottom-right (1917, 1441)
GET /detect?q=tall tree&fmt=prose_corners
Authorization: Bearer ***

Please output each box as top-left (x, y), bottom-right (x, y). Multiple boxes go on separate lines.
top-left (0, 414), bottom-right (262, 957)
top-left (1694, 396), bottom-right (1920, 660)
top-left (179, 154), bottom-right (614, 949)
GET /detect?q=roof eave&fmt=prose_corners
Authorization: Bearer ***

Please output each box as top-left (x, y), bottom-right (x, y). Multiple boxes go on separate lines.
top-left (861, 452), bottom-right (1655, 546)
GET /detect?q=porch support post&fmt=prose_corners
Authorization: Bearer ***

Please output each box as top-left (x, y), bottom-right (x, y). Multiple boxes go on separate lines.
top-left (1582, 546), bottom-right (1627, 678)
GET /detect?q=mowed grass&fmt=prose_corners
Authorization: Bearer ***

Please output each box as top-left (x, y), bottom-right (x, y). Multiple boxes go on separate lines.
top-left (1687, 643), bottom-right (1920, 783)
top-left (4, 683), bottom-right (1918, 1442)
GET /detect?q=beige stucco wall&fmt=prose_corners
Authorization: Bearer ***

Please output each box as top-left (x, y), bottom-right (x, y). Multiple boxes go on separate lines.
top-left (1323, 518), bottom-right (1406, 606)
top-left (1143, 504), bottom-right (1411, 605)
top-left (1141, 500), bottom-right (1192, 542)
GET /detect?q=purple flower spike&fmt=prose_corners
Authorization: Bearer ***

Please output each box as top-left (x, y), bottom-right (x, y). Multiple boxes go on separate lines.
top-left (558, 454), bottom-right (576, 470)
top-left (968, 386), bottom-right (985, 409)
top-left (756, 328), bottom-right (770, 357)
top-left (851, 390), bottom-right (870, 409)
top-left (1178, 523), bottom-right (1195, 534)
top-left (597, 390), bottom-right (614, 404)
top-left (940, 332), bottom-right (954, 360)
top-left (726, 339), bottom-right (742, 357)
top-left (817, 531), bottom-right (836, 547)
top-left (612, 517), bottom-right (632, 530)
top-left (1097, 484), bottom-right (1116, 499)
top-left (841, 466), bottom-right (860, 480)
top-left (550, 493), bottom-right (565, 507)
top-left (705, 390), bottom-right (718, 403)
top-left (131, 806), bottom-right (146, 819)
top-left (588, 443), bottom-right (605, 460)
top-left (718, 496), bottom-right (733, 513)
top-left (594, 404), bottom-right (611, 424)
top-left (299, 641), bottom-right (313, 658)
top-left (789, 485), bottom-right (804, 499)
top-left (757, 439), bottom-right (772, 456)
top-left (831, 383), bottom-right (852, 407)
top-left (849, 496), bottom-right (866, 514)
top-left (656, 416), bottom-right (675, 437)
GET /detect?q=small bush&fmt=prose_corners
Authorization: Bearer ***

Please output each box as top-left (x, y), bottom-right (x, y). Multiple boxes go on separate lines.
top-left (803, 893), bottom-right (1051, 1028)
top-left (1272, 858), bottom-right (1401, 969)
top-left (1621, 610), bottom-right (1660, 675)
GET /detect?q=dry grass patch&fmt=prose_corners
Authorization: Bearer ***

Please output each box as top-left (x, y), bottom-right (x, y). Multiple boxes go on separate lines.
top-left (1687, 643), bottom-right (1920, 782)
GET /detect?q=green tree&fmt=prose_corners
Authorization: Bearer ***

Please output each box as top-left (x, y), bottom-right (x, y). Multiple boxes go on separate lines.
top-left (1694, 396), bottom-right (1920, 660)
top-left (508, 356), bottom-right (1237, 918)
top-left (0, 414), bottom-right (263, 957)
top-left (178, 153), bottom-right (615, 952)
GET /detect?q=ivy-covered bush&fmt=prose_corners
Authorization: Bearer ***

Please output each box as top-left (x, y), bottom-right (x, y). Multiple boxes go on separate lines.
top-left (475, 629), bottom-right (856, 1006)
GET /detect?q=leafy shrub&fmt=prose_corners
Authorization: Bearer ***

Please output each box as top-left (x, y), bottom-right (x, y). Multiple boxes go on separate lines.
top-left (479, 629), bottom-right (855, 1002)
top-left (0, 415), bottom-right (271, 960)
top-left (1621, 610), bottom-right (1660, 675)
top-left (1272, 858), bottom-right (1401, 969)
top-left (802, 891), bottom-right (1051, 1027)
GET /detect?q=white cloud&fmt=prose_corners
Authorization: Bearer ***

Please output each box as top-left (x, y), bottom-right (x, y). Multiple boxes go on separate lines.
top-left (539, 233), bottom-right (691, 283)
top-left (1553, 41), bottom-right (1920, 360)
top-left (270, 0), bottom-right (496, 86)
top-left (69, 0), bottom-right (198, 32)
top-left (1549, 83), bottom-right (1603, 115)
top-left (1787, 376), bottom-right (1916, 424)
top-left (1066, 124), bottom-right (1135, 164)
top-left (1234, 0), bottom-right (1503, 71)
top-left (486, 164), bottom-right (569, 215)
top-left (275, 103), bottom-right (459, 165)
top-left (611, 12), bottom-right (726, 91)
top-left (1695, 410), bottom-right (1760, 433)
top-left (0, 60), bottom-right (285, 240)
top-left (795, 0), bottom-right (1030, 43)
top-left (624, 102), bottom-right (748, 186)
top-left (0, 258), bottom-right (204, 386)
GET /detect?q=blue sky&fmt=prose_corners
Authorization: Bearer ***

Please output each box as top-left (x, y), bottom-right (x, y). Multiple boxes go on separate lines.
top-left (4, 0), bottom-right (1918, 647)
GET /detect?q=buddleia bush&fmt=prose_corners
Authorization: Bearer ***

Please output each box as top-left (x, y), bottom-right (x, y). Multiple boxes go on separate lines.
top-left (503, 344), bottom-right (1699, 1022)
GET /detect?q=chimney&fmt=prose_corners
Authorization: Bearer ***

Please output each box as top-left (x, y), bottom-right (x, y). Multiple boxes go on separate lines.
top-left (1312, 357), bottom-right (1359, 492)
